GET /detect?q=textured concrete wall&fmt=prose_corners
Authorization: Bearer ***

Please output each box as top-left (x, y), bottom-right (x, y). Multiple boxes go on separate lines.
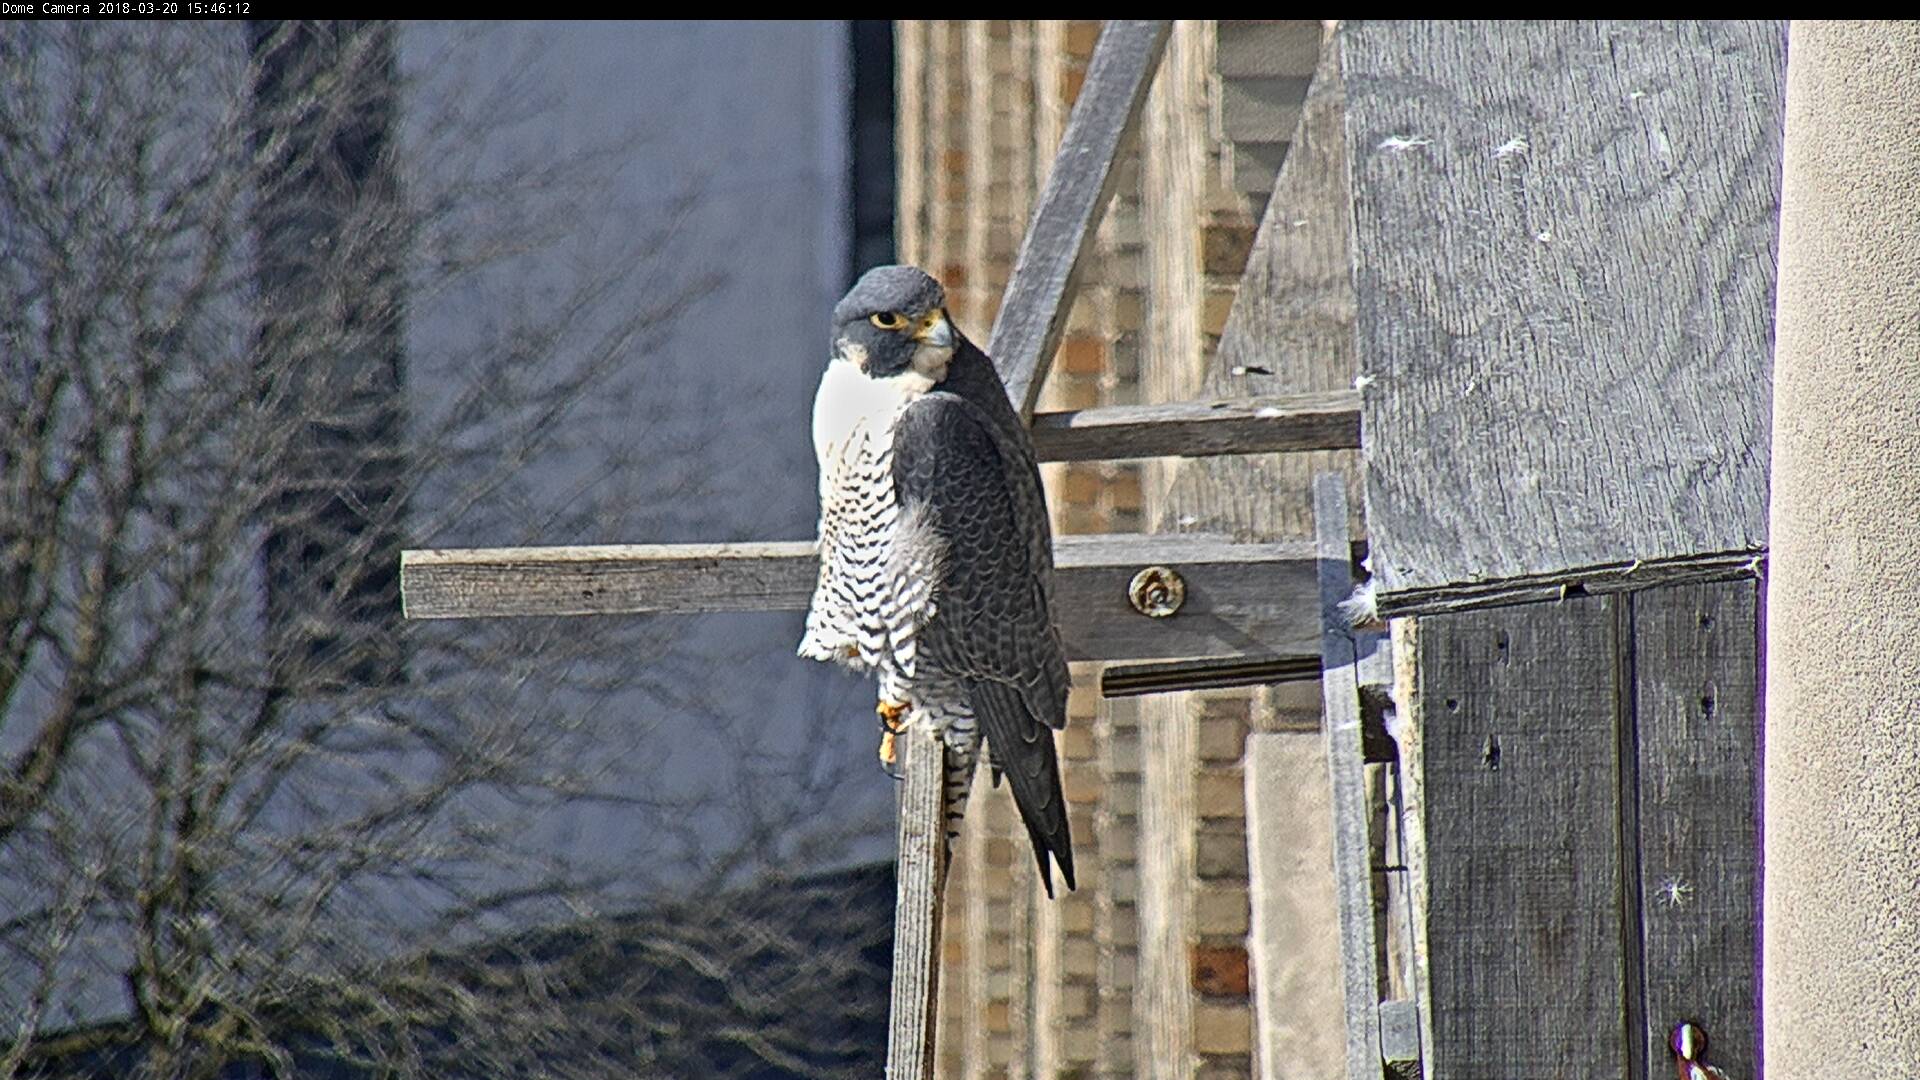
top-left (1766, 20), bottom-right (1920, 1076)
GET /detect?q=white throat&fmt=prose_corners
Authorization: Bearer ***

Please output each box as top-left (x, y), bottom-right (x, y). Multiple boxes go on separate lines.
top-left (909, 341), bottom-right (954, 386)
top-left (812, 354), bottom-right (937, 467)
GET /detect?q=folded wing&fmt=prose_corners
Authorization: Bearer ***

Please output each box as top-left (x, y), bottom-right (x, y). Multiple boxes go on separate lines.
top-left (891, 391), bottom-right (1075, 894)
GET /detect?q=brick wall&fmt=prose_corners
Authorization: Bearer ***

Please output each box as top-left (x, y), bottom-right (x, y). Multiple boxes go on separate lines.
top-left (895, 21), bottom-right (1341, 1078)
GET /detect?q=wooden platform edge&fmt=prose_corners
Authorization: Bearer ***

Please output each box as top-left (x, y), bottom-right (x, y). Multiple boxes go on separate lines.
top-left (1371, 548), bottom-right (1766, 619)
top-left (399, 533), bottom-right (1323, 666)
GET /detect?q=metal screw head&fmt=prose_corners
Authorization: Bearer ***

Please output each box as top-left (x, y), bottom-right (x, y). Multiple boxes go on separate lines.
top-left (1127, 565), bottom-right (1186, 618)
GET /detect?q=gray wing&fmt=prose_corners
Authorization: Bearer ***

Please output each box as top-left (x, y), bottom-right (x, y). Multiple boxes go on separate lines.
top-left (941, 337), bottom-right (1058, 597)
top-left (892, 390), bottom-right (1075, 893)
top-left (892, 389), bottom-right (1068, 720)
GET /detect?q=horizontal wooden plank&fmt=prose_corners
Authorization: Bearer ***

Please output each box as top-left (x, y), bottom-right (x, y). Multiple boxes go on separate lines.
top-left (1029, 390), bottom-right (1360, 462)
top-left (401, 533), bottom-right (1320, 664)
top-left (1371, 549), bottom-right (1765, 619)
top-left (1099, 654), bottom-right (1321, 697)
top-left (403, 540), bottom-right (818, 619)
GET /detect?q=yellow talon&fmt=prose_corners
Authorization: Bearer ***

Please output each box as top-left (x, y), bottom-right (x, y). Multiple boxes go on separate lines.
top-left (876, 699), bottom-right (909, 768)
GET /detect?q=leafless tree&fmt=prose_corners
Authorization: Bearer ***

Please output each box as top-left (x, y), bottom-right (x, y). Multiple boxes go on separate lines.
top-left (1, 22), bottom-right (887, 1079)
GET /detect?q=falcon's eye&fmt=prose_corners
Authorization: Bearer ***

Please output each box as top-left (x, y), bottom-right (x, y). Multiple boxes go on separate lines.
top-left (869, 312), bottom-right (908, 331)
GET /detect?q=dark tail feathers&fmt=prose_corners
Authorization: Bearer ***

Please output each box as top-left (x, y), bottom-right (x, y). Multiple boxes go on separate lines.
top-left (967, 680), bottom-right (1075, 897)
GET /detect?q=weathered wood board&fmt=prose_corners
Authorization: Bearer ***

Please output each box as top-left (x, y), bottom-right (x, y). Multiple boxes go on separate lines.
top-left (1631, 581), bottom-right (1759, 1077)
top-left (1342, 21), bottom-right (1784, 612)
top-left (990, 19), bottom-right (1170, 420)
top-left (1311, 475), bottom-right (1386, 1079)
top-left (1415, 579), bottom-right (1760, 1078)
top-left (886, 726), bottom-right (949, 1079)
top-left (1420, 594), bottom-right (1628, 1075)
top-left (1029, 389), bottom-right (1359, 462)
top-left (400, 533), bottom-right (1321, 664)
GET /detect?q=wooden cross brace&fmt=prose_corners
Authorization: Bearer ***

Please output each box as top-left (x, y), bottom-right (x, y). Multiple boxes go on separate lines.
top-left (397, 21), bottom-right (1356, 1079)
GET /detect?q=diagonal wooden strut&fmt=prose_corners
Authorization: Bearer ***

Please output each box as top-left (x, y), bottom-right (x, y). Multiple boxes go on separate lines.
top-left (987, 20), bottom-right (1172, 422)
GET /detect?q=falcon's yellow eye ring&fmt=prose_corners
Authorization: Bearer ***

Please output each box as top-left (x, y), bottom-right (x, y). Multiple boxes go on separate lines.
top-left (869, 312), bottom-right (908, 331)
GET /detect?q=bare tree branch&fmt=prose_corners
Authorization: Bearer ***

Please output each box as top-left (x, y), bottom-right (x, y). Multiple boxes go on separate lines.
top-left (2, 22), bottom-right (884, 1078)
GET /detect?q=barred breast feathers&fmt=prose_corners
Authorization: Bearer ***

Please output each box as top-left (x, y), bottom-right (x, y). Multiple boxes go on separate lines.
top-left (801, 353), bottom-right (939, 669)
top-left (881, 499), bottom-right (949, 681)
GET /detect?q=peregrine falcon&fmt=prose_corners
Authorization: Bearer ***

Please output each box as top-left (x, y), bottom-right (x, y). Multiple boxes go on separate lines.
top-left (799, 265), bottom-right (1075, 896)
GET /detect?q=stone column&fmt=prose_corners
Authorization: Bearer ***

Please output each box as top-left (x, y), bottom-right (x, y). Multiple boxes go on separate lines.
top-left (1765, 19), bottom-right (1920, 1076)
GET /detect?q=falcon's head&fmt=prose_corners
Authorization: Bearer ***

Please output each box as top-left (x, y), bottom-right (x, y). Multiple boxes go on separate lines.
top-left (831, 265), bottom-right (957, 387)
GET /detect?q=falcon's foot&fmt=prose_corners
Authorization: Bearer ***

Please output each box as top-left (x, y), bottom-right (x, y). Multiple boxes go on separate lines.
top-left (876, 698), bottom-right (909, 780)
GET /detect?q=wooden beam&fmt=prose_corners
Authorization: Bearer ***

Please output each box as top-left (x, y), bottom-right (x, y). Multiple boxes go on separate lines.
top-left (1378, 1001), bottom-right (1422, 1069)
top-left (402, 541), bottom-right (815, 620)
top-left (1389, 618), bottom-right (1437, 1077)
top-left (1099, 654), bottom-right (1320, 697)
top-left (1371, 549), bottom-right (1765, 619)
top-left (987, 19), bottom-right (1170, 419)
top-left (1311, 474), bottom-right (1386, 1079)
top-left (886, 726), bottom-right (949, 1078)
top-left (1029, 389), bottom-right (1359, 463)
top-left (400, 533), bottom-right (1320, 665)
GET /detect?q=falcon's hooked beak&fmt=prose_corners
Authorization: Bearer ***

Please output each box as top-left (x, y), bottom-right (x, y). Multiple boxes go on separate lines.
top-left (912, 309), bottom-right (955, 350)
